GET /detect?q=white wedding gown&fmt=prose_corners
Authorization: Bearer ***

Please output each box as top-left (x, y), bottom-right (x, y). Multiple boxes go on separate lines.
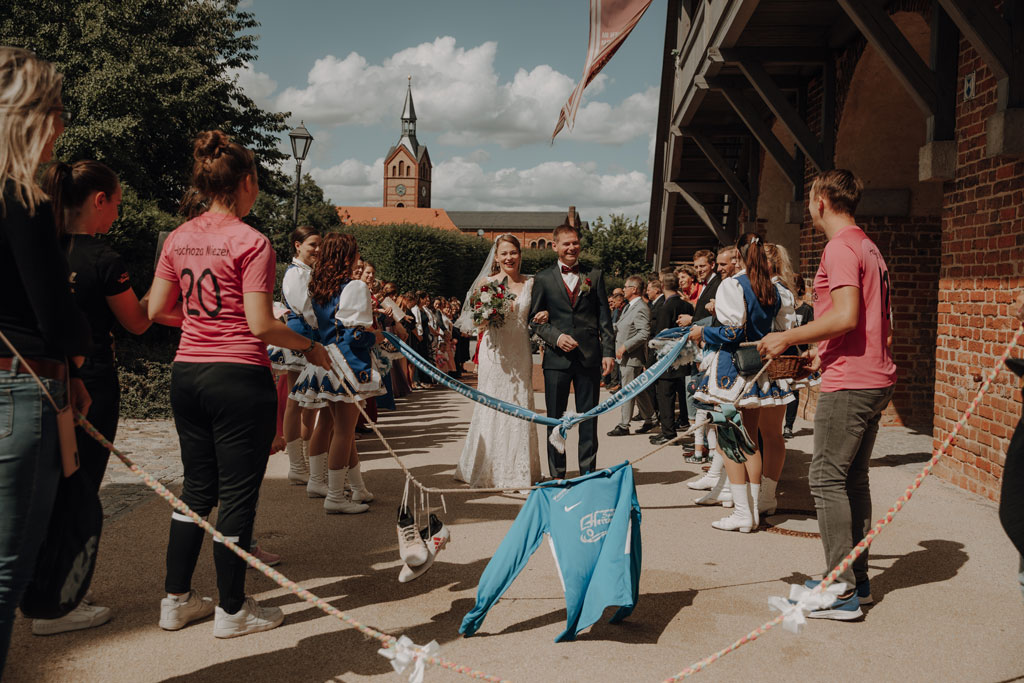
top-left (455, 277), bottom-right (541, 489)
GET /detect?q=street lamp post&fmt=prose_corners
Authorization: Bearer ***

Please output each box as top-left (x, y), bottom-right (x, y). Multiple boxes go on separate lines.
top-left (288, 121), bottom-right (313, 229)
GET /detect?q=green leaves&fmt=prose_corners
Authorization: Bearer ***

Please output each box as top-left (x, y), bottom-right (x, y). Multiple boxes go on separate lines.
top-left (582, 214), bottom-right (650, 283)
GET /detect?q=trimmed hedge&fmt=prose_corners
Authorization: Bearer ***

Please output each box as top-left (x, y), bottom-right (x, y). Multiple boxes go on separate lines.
top-left (343, 223), bottom-right (595, 296)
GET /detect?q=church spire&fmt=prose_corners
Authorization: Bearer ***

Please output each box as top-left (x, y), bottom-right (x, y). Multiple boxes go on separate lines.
top-left (402, 75), bottom-right (417, 136)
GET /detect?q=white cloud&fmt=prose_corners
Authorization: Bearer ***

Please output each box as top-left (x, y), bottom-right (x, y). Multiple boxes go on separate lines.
top-left (263, 37), bottom-right (656, 148)
top-left (313, 154), bottom-right (650, 219)
top-left (228, 63), bottom-right (278, 110)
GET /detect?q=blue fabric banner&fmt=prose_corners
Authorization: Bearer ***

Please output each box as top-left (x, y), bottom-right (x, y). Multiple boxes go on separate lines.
top-left (381, 328), bottom-right (696, 452)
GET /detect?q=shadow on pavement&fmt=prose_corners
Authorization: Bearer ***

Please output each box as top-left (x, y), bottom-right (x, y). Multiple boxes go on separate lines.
top-left (869, 539), bottom-right (968, 603)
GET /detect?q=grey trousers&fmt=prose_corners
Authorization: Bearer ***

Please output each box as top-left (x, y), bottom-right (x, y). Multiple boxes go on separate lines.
top-left (810, 386), bottom-right (894, 590)
top-left (618, 363), bottom-right (655, 429)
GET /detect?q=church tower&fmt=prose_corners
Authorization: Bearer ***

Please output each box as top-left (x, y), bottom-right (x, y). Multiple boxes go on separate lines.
top-left (384, 77), bottom-right (431, 208)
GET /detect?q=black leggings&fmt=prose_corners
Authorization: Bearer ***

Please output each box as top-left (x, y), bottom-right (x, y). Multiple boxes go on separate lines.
top-left (165, 362), bottom-right (276, 613)
top-left (76, 359), bottom-right (120, 492)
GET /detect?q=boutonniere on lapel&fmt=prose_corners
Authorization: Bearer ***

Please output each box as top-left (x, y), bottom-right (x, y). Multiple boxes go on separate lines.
top-left (579, 277), bottom-right (592, 296)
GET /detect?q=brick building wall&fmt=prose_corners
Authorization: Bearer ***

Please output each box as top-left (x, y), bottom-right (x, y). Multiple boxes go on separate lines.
top-left (795, 8), bottom-right (940, 431)
top-left (931, 35), bottom-right (1024, 501)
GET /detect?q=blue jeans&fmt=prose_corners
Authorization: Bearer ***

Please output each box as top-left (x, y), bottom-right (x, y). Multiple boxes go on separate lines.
top-left (0, 365), bottom-right (64, 673)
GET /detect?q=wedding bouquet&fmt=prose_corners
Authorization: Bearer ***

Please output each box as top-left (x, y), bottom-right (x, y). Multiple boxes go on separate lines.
top-left (470, 281), bottom-right (516, 329)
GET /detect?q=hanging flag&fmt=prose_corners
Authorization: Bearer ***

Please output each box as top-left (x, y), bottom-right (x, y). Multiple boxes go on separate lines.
top-left (551, 0), bottom-right (654, 142)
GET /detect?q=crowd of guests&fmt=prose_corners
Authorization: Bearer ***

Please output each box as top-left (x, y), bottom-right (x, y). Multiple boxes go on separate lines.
top-left (0, 45), bottom-right (956, 676)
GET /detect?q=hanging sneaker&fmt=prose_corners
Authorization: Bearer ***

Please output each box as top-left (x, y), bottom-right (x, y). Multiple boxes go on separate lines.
top-left (396, 505), bottom-right (428, 568)
top-left (398, 515), bottom-right (450, 583)
top-left (213, 596), bottom-right (284, 638)
top-left (32, 602), bottom-right (112, 635)
top-left (159, 590), bottom-right (214, 631)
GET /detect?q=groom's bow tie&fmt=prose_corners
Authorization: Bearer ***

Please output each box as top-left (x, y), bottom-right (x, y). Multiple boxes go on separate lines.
top-left (560, 264), bottom-right (579, 274)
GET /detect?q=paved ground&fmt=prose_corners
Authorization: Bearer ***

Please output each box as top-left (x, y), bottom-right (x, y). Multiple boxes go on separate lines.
top-left (6, 385), bottom-right (1024, 682)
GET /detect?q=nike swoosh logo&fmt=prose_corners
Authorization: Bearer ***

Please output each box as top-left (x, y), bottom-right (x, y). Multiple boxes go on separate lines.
top-left (564, 502), bottom-right (582, 512)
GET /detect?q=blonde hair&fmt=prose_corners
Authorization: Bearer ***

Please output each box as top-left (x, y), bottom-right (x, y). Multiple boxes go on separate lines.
top-left (0, 48), bottom-right (63, 216)
top-left (765, 242), bottom-right (798, 298)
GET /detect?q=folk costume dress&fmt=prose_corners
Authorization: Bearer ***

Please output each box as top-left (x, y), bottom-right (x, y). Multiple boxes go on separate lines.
top-left (290, 278), bottom-right (386, 408)
top-left (693, 270), bottom-right (796, 408)
top-left (268, 257), bottom-right (316, 371)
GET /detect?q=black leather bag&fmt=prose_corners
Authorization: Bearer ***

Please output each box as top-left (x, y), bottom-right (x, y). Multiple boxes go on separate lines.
top-left (19, 469), bottom-right (103, 619)
top-left (733, 345), bottom-right (764, 377)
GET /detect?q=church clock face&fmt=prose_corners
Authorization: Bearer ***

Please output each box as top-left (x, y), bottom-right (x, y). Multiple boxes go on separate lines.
top-left (395, 184), bottom-right (406, 196)
top-left (420, 186), bottom-right (427, 197)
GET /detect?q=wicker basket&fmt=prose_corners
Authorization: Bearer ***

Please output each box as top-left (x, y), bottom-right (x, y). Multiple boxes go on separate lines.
top-left (766, 355), bottom-right (811, 381)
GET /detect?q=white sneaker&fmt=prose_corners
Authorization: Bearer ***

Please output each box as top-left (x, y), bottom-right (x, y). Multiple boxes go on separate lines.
top-left (32, 602), bottom-right (112, 635)
top-left (213, 596), bottom-right (284, 638)
top-left (399, 515), bottom-right (450, 583)
top-left (396, 506), bottom-right (428, 567)
top-left (159, 590), bottom-right (214, 631)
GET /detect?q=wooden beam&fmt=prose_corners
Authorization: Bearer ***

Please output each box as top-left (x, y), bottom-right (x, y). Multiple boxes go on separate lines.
top-left (935, 0), bottom-right (1012, 80)
top-left (929, 4), bottom-right (959, 141)
top-left (685, 130), bottom-right (756, 210)
top-left (709, 47), bottom-right (832, 65)
top-left (735, 59), bottom-right (829, 171)
top-left (665, 182), bottom-right (731, 245)
top-left (837, 0), bottom-right (944, 121)
top-left (677, 181), bottom-right (730, 194)
top-left (715, 85), bottom-right (803, 188)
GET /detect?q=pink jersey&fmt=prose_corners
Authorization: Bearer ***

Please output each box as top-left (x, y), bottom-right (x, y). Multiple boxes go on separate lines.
top-left (155, 212), bottom-right (276, 366)
top-left (813, 225), bottom-right (897, 391)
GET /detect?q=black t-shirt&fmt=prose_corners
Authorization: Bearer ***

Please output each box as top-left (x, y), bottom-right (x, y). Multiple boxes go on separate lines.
top-left (0, 184), bottom-right (91, 360)
top-left (62, 234), bottom-right (132, 361)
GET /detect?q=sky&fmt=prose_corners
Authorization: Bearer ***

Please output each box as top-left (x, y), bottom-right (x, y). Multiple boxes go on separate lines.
top-left (233, 0), bottom-right (667, 224)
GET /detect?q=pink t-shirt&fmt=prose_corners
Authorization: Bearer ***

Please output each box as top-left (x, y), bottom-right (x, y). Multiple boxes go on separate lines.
top-left (155, 213), bottom-right (276, 366)
top-left (813, 225), bottom-right (897, 391)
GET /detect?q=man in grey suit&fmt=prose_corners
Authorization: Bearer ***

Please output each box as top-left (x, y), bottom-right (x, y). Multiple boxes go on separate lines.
top-left (607, 275), bottom-right (656, 436)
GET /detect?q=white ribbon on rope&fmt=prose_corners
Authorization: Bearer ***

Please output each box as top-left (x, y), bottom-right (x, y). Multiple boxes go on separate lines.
top-left (767, 582), bottom-right (847, 634)
top-left (377, 636), bottom-right (441, 683)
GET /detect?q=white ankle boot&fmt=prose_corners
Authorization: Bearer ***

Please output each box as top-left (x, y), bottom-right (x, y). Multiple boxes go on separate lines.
top-left (347, 462), bottom-right (374, 503)
top-left (687, 451), bottom-right (725, 490)
top-left (759, 477), bottom-right (778, 516)
top-left (306, 453), bottom-right (328, 498)
top-left (324, 468), bottom-right (368, 514)
top-left (694, 467), bottom-right (733, 507)
top-left (285, 439), bottom-right (308, 484)
top-left (711, 483), bottom-right (753, 533)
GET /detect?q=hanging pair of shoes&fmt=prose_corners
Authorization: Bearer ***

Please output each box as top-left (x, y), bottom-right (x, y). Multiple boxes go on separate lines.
top-left (397, 508), bottom-right (450, 583)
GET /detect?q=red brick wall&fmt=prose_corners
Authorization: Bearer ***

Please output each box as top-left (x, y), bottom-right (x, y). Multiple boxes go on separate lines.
top-left (931, 35), bottom-right (1024, 501)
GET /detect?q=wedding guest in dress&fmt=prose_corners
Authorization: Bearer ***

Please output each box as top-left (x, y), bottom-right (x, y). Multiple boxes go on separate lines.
top-left (150, 130), bottom-right (330, 637)
top-left (455, 234), bottom-right (540, 488)
top-left (689, 233), bottom-right (795, 534)
top-left (266, 225), bottom-right (325, 487)
top-left (291, 233), bottom-right (386, 513)
top-left (0, 48), bottom-right (92, 672)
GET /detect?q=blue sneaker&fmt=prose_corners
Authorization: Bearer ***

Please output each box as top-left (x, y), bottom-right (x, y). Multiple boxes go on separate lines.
top-left (805, 591), bottom-right (862, 620)
top-left (804, 579), bottom-right (873, 605)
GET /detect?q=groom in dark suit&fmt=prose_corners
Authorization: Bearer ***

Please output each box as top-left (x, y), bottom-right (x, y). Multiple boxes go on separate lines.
top-left (529, 223), bottom-right (615, 478)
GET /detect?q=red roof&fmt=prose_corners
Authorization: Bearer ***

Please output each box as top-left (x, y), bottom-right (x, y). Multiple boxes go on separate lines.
top-left (336, 206), bottom-right (458, 231)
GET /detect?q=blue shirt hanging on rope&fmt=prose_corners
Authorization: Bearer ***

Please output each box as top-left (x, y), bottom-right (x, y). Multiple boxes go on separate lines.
top-left (460, 462), bottom-right (641, 642)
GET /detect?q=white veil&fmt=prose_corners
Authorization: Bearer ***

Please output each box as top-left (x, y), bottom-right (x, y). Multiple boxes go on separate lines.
top-left (455, 240), bottom-right (497, 335)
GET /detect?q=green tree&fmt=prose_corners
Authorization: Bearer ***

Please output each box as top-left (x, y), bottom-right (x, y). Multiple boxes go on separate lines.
top-left (249, 173), bottom-right (343, 258)
top-left (583, 214), bottom-right (650, 281)
top-left (0, 0), bottom-right (290, 209)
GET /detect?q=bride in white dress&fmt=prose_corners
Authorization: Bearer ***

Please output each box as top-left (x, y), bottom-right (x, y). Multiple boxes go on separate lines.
top-left (454, 234), bottom-right (541, 488)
